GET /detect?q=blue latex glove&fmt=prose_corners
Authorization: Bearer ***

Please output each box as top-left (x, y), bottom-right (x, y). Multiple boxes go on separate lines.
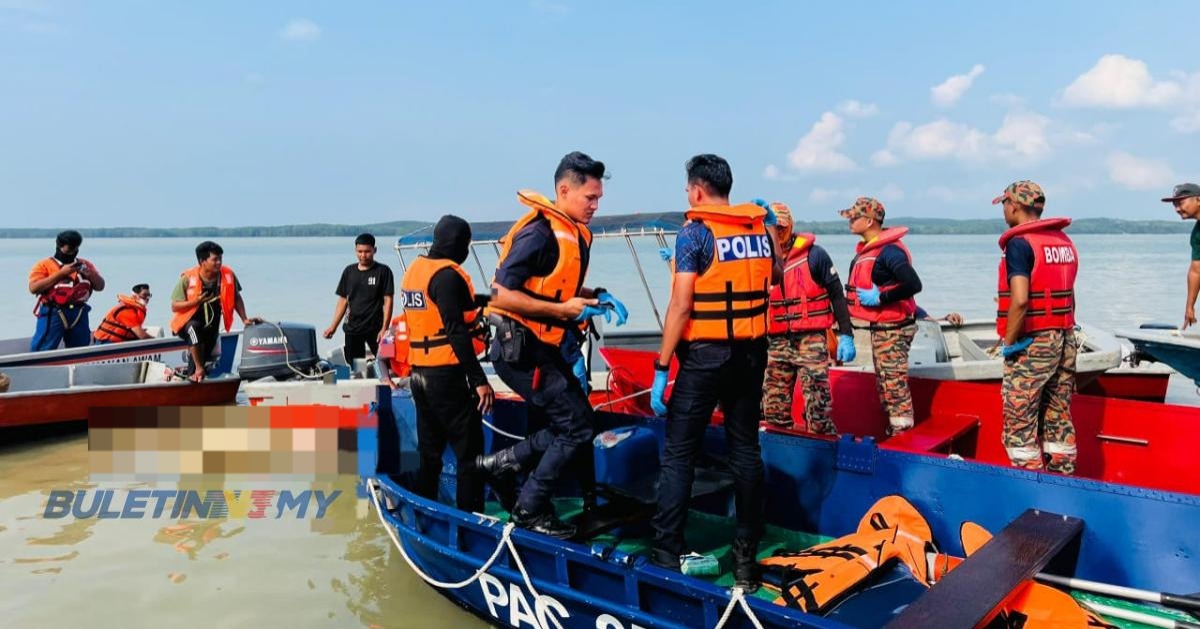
top-left (1001, 337), bottom-right (1033, 358)
top-left (572, 355), bottom-right (590, 394)
top-left (751, 198), bottom-right (778, 227)
top-left (597, 292), bottom-right (629, 327)
top-left (574, 303), bottom-right (612, 323)
top-left (651, 369), bottom-right (669, 416)
top-left (856, 284), bottom-right (882, 307)
top-left (659, 247), bottom-right (673, 262)
top-left (836, 334), bottom-right (856, 363)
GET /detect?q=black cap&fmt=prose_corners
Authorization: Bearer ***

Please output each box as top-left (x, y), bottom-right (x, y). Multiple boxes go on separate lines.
top-left (1162, 183), bottom-right (1200, 202)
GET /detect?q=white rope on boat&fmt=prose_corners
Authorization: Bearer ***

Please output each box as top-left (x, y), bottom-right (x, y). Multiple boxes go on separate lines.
top-left (712, 586), bottom-right (766, 629)
top-left (369, 477), bottom-right (764, 629)
top-left (482, 416), bottom-right (527, 441)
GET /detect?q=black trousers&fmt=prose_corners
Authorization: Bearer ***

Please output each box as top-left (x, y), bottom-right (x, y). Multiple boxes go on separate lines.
top-left (178, 319), bottom-right (220, 374)
top-left (652, 338), bottom-right (768, 557)
top-left (344, 331), bottom-right (380, 363)
top-left (410, 365), bottom-right (485, 513)
top-left (492, 337), bottom-right (595, 515)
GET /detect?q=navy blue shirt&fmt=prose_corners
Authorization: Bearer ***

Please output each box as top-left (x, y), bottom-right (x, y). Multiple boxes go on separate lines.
top-left (493, 216), bottom-right (590, 291)
top-left (870, 244), bottom-right (923, 304)
top-left (674, 221), bottom-right (776, 273)
top-left (1004, 236), bottom-right (1035, 279)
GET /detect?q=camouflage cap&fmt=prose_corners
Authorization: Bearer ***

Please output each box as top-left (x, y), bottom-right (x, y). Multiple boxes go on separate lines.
top-left (770, 202), bottom-right (793, 229)
top-left (992, 181), bottom-right (1046, 209)
top-left (838, 197), bottom-right (885, 221)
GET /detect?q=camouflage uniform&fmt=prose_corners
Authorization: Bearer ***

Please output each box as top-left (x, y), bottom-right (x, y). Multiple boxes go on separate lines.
top-left (1002, 329), bottom-right (1078, 474)
top-left (763, 331), bottom-right (836, 435)
top-left (870, 323), bottom-right (916, 433)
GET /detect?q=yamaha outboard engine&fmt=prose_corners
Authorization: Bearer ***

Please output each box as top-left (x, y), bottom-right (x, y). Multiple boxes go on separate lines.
top-left (238, 322), bottom-right (322, 380)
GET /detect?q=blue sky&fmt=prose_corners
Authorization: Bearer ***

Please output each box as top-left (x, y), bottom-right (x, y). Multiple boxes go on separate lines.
top-left (1, 1), bottom-right (1197, 227)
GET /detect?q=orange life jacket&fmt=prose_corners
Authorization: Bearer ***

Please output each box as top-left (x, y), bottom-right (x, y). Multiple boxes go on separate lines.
top-left (486, 190), bottom-right (593, 347)
top-left (681, 204), bottom-right (773, 342)
top-left (996, 218), bottom-right (1078, 337)
top-left (93, 295), bottom-right (148, 343)
top-left (400, 256), bottom-right (487, 367)
top-left (845, 227), bottom-right (918, 324)
top-left (170, 265), bottom-right (237, 334)
top-left (377, 314), bottom-right (412, 378)
top-left (768, 233), bottom-right (834, 334)
top-left (760, 495), bottom-right (933, 613)
top-left (30, 257), bottom-right (94, 312)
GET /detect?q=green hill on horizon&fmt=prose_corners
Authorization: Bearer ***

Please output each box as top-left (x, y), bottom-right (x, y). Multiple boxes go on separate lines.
top-left (0, 214), bottom-right (1191, 239)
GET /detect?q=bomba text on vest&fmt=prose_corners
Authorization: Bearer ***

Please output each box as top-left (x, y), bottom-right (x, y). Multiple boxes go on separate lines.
top-left (1043, 246), bottom-right (1076, 264)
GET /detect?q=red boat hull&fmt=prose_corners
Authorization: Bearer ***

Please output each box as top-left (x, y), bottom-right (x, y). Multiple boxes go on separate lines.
top-left (0, 379), bottom-right (242, 428)
top-left (599, 347), bottom-right (1200, 495)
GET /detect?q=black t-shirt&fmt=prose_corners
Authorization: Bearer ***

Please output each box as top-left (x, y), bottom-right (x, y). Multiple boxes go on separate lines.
top-left (1004, 237), bottom-right (1035, 279)
top-left (871, 244), bottom-right (923, 304)
top-left (336, 262), bottom-right (395, 334)
top-left (426, 265), bottom-right (488, 388)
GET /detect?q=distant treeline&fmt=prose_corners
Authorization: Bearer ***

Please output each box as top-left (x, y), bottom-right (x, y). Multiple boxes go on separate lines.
top-left (1, 214), bottom-right (1190, 241)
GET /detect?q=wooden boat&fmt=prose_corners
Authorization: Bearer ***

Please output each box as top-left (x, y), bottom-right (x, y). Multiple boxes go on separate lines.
top-left (0, 329), bottom-right (240, 376)
top-left (367, 390), bottom-right (1200, 629)
top-left (0, 361), bottom-right (240, 428)
top-left (598, 347), bottom-right (1200, 496)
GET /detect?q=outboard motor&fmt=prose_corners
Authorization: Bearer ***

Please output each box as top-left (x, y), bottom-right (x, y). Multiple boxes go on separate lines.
top-left (238, 322), bottom-right (322, 380)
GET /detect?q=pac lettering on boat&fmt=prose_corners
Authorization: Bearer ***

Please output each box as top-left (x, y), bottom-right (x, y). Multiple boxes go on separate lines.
top-left (1042, 245), bottom-right (1076, 264)
top-left (401, 289), bottom-right (427, 310)
top-left (478, 573), bottom-right (570, 629)
top-left (715, 234), bottom-right (773, 262)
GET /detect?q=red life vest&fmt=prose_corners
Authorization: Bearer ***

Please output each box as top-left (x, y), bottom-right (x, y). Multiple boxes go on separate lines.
top-left (170, 265), bottom-right (237, 334)
top-left (93, 295), bottom-right (148, 343)
top-left (845, 227), bottom-right (918, 324)
top-left (768, 234), bottom-right (833, 334)
top-left (996, 218), bottom-right (1078, 336)
top-left (30, 257), bottom-right (94, 312)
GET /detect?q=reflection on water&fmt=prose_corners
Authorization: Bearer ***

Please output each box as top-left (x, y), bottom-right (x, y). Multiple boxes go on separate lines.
top-left (0, 431), bottom-right (487, 628)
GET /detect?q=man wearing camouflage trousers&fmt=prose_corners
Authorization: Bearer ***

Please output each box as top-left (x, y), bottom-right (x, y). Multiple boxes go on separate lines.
top-left (841, 197), bottom-right (923, 435)
top-left (762, 202), bottom-right (856, 434)
top-left (993, 181), bottom-right (1080, 474)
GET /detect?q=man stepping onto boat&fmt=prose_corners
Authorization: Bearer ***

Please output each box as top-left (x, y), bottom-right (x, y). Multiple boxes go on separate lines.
top-left (842, 197), bottom-right (922, 435)
top-left (170, 241), bottom-right (263, 382)
top-left (323, 233), bottom-right (395, 366)
top-left (93, 284), bottom-right (154, 344)
top-left (27, 230), bottom-right (107, 352)
top-left (476, 152), bottom-right (629, 540)
top-left (649, 154), bottom-right (782, 591)
top-left (762, 201), bottom-right (855, 434)
top-left (1161, 182), bottom-right (1200, 330)
top-left (994, 181), bottom-right (1080, 474)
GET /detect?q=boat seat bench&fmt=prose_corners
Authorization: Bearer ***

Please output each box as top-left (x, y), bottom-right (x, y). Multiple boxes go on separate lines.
top-left (883, 413), bottom-right (980, 454)
top-left (887, 509), bottom-right (1083, 628)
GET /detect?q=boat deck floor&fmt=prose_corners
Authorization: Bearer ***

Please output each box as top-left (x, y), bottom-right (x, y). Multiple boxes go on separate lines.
top-left (473, 498), bottom-right (1194, 627)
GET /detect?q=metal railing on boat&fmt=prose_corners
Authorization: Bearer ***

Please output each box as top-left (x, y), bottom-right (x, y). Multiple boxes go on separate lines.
top-left (395, 227), bottom-right (677, 331)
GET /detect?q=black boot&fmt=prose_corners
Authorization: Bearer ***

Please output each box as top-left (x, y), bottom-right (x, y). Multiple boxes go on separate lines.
top-left (649, 547), bottom-right (681, 572)
top-left (511, 506), bottom-right (577, 540)
top-left (731, 538), bottom-right (761, 593)
top-left (475, 447), bottom-right (521, 476)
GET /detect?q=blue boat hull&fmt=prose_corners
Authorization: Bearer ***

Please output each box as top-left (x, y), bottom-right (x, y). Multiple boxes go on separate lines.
top-left (371, 395), bottom-right (1200, 628)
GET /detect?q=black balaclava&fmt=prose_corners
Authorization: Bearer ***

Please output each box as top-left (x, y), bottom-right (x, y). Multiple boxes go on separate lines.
top-left (428, 215), bottom-right (472, 264)
top-left (53, 248), bottom-right (77, 265)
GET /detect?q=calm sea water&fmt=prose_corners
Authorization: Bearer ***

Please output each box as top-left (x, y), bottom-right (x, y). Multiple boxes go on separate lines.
top-left (0, 234), bottom-right (1195, 628)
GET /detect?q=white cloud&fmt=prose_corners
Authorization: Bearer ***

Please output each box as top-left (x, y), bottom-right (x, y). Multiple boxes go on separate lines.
top-left (1106, 151), bottom-right (1176, 190)
top-left (1060, 54), bottom-right (1182, 108)
top-left (280, 18), bottom-right (321, 42)
top-left (837, 100), bottom-right (878, 118)
top-left (1172, 111), bottom-right (1200, 134)
top-left (993, 111), bottom-right (1051, 160)
top-left (931, 64), bottom-right (985, 107)
top-left (762, 164), bottom-right (798, 182)
top-left (881, 119), bottom-right (990, 162)
top-left (784, 112), bottom-right (858, 173)
top-left (870, 149), bottom-right (899, 167)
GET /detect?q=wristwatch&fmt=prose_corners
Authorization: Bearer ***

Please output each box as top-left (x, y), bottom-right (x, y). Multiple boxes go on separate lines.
top-left (653, 360), bottom-right (670, 372)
